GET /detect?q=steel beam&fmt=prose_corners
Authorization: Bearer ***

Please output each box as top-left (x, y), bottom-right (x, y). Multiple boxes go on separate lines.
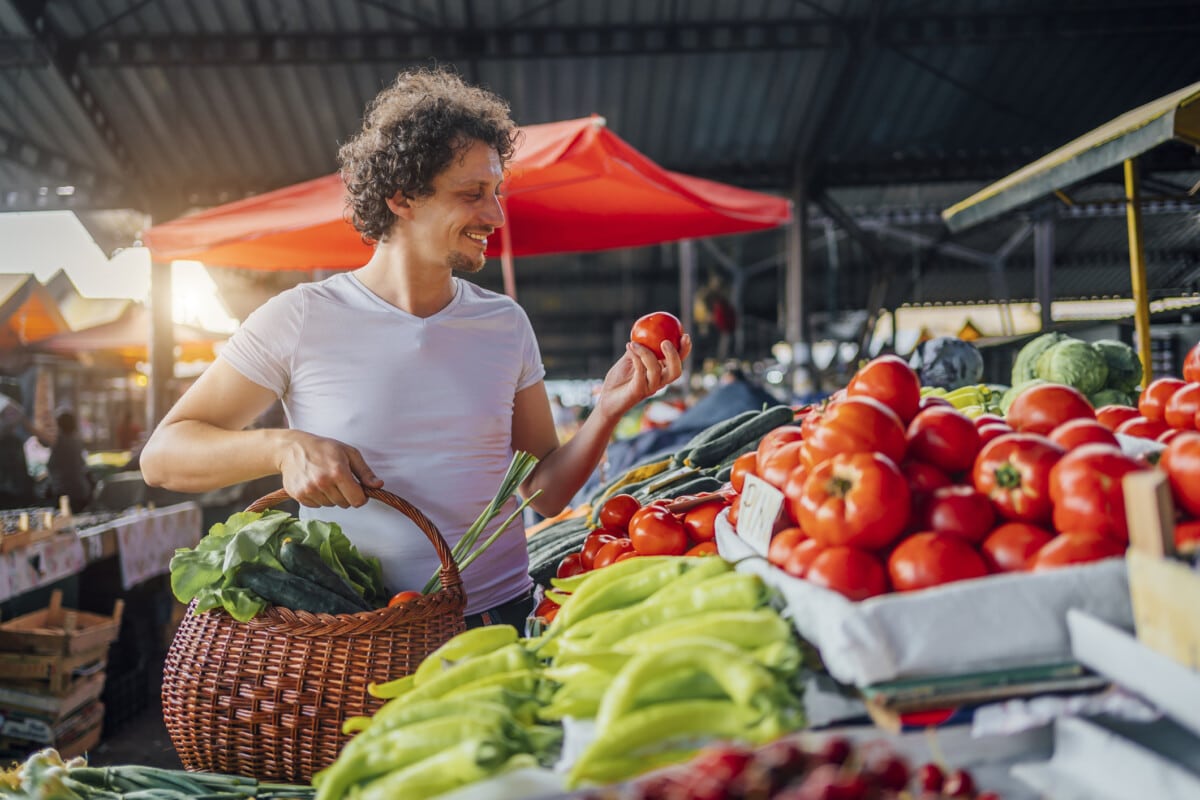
top-left (73, 6), bottom-right (1194, 67)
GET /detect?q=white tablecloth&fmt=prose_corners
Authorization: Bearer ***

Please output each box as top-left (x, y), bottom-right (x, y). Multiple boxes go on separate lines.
top-left (107, 502), bottom-right (203, 590)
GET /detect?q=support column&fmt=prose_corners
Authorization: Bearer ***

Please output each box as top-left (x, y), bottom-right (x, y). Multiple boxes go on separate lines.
top-left (678, 239), bottom-right (697, 387)
top-left (785, 176), bottom-right (812, 395)
top-left (148, 260), bottom-right (175, 430)
top-left (1033, 215), bottom-right (1055, 331)
top-left (1125, 158), bottom-right (1153, 385)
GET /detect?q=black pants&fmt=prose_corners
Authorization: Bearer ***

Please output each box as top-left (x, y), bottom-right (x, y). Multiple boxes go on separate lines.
top-left (464, 587), bottom-right (536, 630)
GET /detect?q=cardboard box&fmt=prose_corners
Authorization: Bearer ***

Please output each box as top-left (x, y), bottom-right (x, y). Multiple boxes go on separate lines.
top-left (716, 513), bottom-right (1133, 686)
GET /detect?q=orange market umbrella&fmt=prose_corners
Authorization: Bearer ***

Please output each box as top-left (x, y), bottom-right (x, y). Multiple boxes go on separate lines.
top-left (34, 304), bottom-right (229, 364)
top-left (142, 116), bottom-right (791, 270)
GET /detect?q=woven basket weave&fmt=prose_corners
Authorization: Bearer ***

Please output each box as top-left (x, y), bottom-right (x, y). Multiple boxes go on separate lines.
top-left (161, 487), bottom-right (467, 782)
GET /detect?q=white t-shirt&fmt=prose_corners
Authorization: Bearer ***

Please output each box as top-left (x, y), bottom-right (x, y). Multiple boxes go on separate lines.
top-left (220, 272), bottom-right (545, 613)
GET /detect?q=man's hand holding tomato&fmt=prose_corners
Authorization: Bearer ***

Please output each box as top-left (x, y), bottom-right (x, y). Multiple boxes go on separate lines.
top-left (594, 313), bottom-right (692, 422)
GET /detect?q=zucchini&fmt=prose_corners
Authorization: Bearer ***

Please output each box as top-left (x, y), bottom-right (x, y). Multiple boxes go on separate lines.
top-left (279, 539), bottom-right (370, 611)
top-left (236, 563), bottom-right (366, 615)
top-left (686, 405), bottom-right (795, 468)
top-left (659, 476), bottom-right (724, 500)
top-left (670, 410), bottom-right (760, 467)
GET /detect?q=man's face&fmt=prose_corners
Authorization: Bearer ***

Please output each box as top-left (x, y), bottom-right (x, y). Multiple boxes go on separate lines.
top-left (405, 139), bottom-right (506, 273)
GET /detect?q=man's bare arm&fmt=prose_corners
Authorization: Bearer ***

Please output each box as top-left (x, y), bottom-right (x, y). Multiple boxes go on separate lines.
top-left (139, 359), bottom-right (381, 507)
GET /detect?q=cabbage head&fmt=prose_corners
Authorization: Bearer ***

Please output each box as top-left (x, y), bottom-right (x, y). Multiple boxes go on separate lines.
top-left (1091, 339), bottom-right (1143, 391)
top-left (1012, 332), bottom-right (1066, 385)
top-left (1034, 339), bottom-right (1108, 395)
top-left (1088, 388), bottom-right (1136, 408)
top-left (908, 336), bottom-right (984, 390)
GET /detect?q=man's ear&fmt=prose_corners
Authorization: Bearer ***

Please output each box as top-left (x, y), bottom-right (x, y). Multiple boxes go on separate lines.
top-left (385, 191), bottom-right (413, 219)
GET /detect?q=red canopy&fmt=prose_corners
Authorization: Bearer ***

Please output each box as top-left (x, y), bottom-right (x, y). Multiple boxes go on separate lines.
top-left (143, 116), bottom-right (791, 269)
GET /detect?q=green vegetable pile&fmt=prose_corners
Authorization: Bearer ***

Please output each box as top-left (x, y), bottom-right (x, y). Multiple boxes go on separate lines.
top-left (1008, 332), bottom-right (1142, 410)
top-left (169, 510), bottom-right (386, 621)
top-left (1, 748), bottom-right (312, 799)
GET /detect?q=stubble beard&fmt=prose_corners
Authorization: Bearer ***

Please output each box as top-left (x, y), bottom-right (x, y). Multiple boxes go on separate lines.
top-left (448, 251), bottom-right (486, 273)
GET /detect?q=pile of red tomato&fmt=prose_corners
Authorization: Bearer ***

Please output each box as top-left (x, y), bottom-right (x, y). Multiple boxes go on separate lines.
top-left (734, 352), bottom-right (1200, 602)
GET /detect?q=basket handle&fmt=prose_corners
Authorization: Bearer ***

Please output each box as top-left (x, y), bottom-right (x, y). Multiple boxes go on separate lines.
top-left (244, 487), bottom-right (463, 593)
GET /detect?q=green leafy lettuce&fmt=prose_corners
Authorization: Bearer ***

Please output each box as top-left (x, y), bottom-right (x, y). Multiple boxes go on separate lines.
top-left (170, 510), bottom-right (386, 622)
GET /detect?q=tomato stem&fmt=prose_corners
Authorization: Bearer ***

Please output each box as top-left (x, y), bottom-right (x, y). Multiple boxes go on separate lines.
top-left (993, 462), bottom-right (1023, 489)
top-left (827, 475), bottom-right (854, 498)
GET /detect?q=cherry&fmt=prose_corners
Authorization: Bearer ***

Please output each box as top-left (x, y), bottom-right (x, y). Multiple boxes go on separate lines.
top-left (817, 736), bottom-right (854, 766)
top-left (865, 754), bottom-right (910, 790)
top-left (915, 763), bottom-right (944, 792)
top-left (942, 768), bottom-right (976, 797)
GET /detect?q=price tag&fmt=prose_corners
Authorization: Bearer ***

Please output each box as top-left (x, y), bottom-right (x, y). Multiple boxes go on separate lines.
top-left (736, 474), bottom-right (784, 558)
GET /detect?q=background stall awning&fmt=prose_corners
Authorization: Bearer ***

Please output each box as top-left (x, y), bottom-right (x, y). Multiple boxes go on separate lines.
top-left (142, 116), bottom-right (792, 270)
top-left (943, 80), bottom-right (1200, 232)
top-left (34, 304), bottom-right (229, 364)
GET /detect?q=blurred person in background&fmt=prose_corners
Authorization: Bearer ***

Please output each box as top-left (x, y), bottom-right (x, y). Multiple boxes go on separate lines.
top-left (46, 408), bottom-right (93, 513)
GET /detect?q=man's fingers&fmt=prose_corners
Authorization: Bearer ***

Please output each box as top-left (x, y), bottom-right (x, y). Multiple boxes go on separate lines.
top-left (348, 449), bottom-right (384, 491)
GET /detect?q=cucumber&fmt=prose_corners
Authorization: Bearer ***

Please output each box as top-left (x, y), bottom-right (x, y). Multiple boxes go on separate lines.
top-left (236, 563), bottom-right (366, 615)
top-left (686, 405), bottom-right (795, 468)
top-left (279, 539), bottom-right (370, 610)
top-left (659, 476), bottom-right (724, 500)
top-left (670, 410), bottom-right (760, 467)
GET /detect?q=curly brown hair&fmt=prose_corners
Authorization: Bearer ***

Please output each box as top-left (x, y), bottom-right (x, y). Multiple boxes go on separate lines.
top-left (338, 67), bottom-right (517, 243)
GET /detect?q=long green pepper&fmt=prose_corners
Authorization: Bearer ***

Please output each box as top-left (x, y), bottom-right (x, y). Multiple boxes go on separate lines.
top-left (594, 639), bottom-right (777, 729)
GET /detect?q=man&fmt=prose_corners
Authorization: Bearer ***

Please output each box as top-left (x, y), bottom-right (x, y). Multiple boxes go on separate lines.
top-left (140, 68), bottom-right (690, 627)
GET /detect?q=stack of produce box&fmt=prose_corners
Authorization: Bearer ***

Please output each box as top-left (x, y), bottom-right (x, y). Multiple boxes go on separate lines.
top-left (0, 590), bottom-right (122, 761)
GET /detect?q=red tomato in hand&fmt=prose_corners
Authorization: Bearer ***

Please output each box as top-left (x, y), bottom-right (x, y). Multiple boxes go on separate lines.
top-left (1095, 404), bottom-right (1140, 431)
top-left (1049, 444), bottom-right (1144, 542)
top-left (1185, 342), bottom-right (1200, 383)
top-left (806, 547), bottom-right (889, 601)
top-left (630, 311), bottom-right (684, 359)
top-left (783, 538), bottom-right (826, 578)
top-left (593, 537), bottom-right (636, 569)
top-left (767, 526), bottom-right (808, 568)
top-left (599, 493), bottom-right (641, 532)
top-left (906, 407), bottom-right (982, 474)
top-left (1139, 377), bottom-right (1187, 423)
top-left (792, 451), bottom-right (910, 550)
top-left (973, 433), bottom-right (1065, 524)
top-left (801, 397), bottom-right (907, 469)
top-left (981, 522), bottom-right (1055, 572)
top-left (919, 485), bottom-right (996, 543)
top-left (1031, 530), bottom-right (1126, 571)
top-left (1048, 418), bottom-right (1119, 451)
top-left (1159, 431), bottom-right (1200, 517)
top-left (729, 451), bottom-right (759, 494)
top-left (846, 355), bottom-right (922, 423)
top-left (683, 500), bottom-right (726, 543)
top-left (556, 552), bottom-right (586, 579)
top-left (580, 531), bottom-right (619, 569)
top-left (533, 596), bottom-right (559, 622)
top-left (887, 532), bottom-right (988, 591)
top-left (1115, 415), bottom-right (1169, 439)
top-left (1164, 383), bottom-right (1200, 430)
top-left (628, 506), bottom-right (688, 555)
top-left (1007, 383), bottom-right (1095, 435)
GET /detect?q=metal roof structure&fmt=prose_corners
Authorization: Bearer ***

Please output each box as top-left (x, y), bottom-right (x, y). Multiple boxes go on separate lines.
top-left (2, 0), bottom-right (1199, 376)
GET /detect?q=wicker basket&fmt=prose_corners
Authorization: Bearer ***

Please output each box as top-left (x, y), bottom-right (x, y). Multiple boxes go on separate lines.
top-left (161, 487), bottom-right (467, 782)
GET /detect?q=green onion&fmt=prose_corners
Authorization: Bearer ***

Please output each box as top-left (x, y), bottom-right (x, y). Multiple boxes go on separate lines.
top-left (423, 452), bottom-right (539, 594)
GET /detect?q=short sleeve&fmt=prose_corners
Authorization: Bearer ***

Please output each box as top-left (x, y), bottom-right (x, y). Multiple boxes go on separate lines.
top-left (219, 288), bottom-right (304, 397)
top-left (514, 304), bottom-right (545, 392)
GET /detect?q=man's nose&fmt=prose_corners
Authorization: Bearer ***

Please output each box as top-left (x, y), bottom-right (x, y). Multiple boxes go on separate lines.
top-left (481, 193), bottom-right (505, 228)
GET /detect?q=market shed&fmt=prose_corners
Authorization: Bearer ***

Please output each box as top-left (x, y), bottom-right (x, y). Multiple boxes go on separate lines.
top-left (943, 80), bottom-right (1200, 383)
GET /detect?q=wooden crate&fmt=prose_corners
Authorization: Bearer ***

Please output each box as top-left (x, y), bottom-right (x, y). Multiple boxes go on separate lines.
top-left (0, 646), bottom-right (108, 695)
top-left (1122, 470), bottom-right (1200, 672)
top-left (0, 590), bottom-right (123, 656)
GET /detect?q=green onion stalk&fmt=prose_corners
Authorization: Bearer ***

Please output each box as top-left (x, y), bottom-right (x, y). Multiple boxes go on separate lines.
top-left (423, 452), bottom-right (540, 595)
